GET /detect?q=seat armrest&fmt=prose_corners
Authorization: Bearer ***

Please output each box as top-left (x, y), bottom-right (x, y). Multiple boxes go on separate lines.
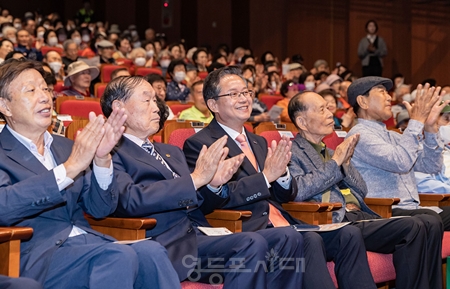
top-left (282, 202), bottom-right (342, 225)
top-left (85, 216), bottom-right (157, 241)
top-left (86, 216), bottom-right (157, 230)
top-left (364, 198), bottom-right (400, 218)
top-left (419, 193), bottom-right (450, 207)
top-left (0, 227), bottom-right (33, 277)
top-left (205, 210), bottom-right (252, 233)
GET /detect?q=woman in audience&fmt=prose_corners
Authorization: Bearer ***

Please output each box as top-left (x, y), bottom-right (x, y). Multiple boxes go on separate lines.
top-left (299, 71), bottom-right (316, 91)
top-left (146, 73), bottom-right (175, 119)
top-left (129, 47), bottom-right (153, 69)
top-left (263, 71), bottom-right (281, 95)
top-left (168, 42), bottom-right (181, 59)
top-left (43, 29), bottom-right (63, 48)
top-left (319, 89), bottom-right (355, 129)
top-left (113, 36), bottom-right (131, 59)
top-left (276, 80), bottom-right (302, 122)
top-left (260, 51), bottom-right (275, 65)
top-left (192, 48), bottom-right (208, 72)
top-left (165, 59), bottom-right (190, 101)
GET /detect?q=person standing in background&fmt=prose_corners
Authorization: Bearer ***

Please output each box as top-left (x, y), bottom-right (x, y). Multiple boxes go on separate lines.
top-left (358, 20), bottom-right (387, 77)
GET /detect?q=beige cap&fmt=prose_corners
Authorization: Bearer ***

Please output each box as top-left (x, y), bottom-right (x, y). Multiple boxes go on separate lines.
top-left (64, 61), bottom-right (99, 86)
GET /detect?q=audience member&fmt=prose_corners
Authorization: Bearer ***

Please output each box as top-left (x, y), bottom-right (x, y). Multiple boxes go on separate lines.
top-left (346, 76), bottom-right (450, 230)
top-left (43, 50), bottom-right (64, 81)
top-left (319, 89), bottom-right (355, 129)
top-left (192, 48), bottom-right (208, 72)
top-left (0, 59), bottom-right (180, 289)
top-left (166, 59), bottom-right (190, 101)
top-left (358, 20), bottom-right (387, 77)
top-left (101, 75), bottom-right (304, 288)
top-left (183, 66), bottom-right (380, 289)
top-left (0, 39), bottom-right (14, 64)
top-left (96, 40), bottom-right (115, 64)
top-left (113, 36), bottom-right (131, 59)
top-left (61, 39), bottom-right (79, 72)
top-left (15, 29), bottom-right (43, 61)
top-left (111, 67), bottom-right (131, 80)
top-left (60, 61), bottom-right (98, 97)
top-left (277, 80), bottom-right (301, 122)
top-left (288, 91), bottom-right (444, 289)
top-left (179, 80), bottom-right (213, 122)
top-left (146, 73), bottom-right (175, 120)
top-left (415, 102), bottom-right (450, 193)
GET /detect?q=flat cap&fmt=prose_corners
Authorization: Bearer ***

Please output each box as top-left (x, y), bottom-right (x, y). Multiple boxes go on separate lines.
top-left (347, 76), bottom-right (393, 107)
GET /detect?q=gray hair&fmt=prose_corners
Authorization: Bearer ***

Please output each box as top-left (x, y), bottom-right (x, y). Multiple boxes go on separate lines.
top-left (101, 76), bottom-right (147, 117)
top-left (63, 39), bottom-right (78, 51)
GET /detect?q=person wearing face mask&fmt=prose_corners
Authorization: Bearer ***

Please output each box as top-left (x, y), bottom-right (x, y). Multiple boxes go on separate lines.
top-left (299, 72), bottom-right (316, 92)
top-left (43, 50), bottom-right (65, 81)
top-left (44, 30), bottom-right (63, 48)
top-left (166, 59), bottom-right (190, 101)
top-left (415, 99), bottom-right (450, 193)
top-left (129, 47), bottom-right (153, 71)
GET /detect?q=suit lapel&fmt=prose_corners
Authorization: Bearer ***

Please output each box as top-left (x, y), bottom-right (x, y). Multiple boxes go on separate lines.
top-left (0, 127), bottom-right (48, 175)
top-left (207, 120), bottom-right (258, 175)
top-left (293, 135), bottom-right (322, 170)
top-left (117, 137), bottom-right (174, 180)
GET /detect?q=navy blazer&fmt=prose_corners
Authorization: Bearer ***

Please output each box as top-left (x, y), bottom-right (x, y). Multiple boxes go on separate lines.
top-left (183, 119), bottom-right (300, 232)
top-left (0, 128), bottom-right (117, 284)
top-left (111, 136), bottom-right (228, 280)
top-left (288, 134), bottom-right (379, 222)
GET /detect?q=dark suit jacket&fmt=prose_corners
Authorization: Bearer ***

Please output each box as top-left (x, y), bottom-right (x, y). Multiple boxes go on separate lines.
top-left (111, 136), bottom-right (228, 280)
top-left (0, 128), bottom-right (116, 284)
top-left (288, 134), bottom-right (379, 222)
top-left (183, 119), bottom-right (300, 232)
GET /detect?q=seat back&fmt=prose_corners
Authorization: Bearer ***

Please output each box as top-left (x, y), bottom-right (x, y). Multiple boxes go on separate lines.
top-left (254, 122), bottom-right (297, 135)
top-left (95, 83), bottom-right (108, 98)
top-left (166, 101), bottom-right (195, 116)
top-left (259, 130), bottom-right (297, 146)
top-left (41, 46), bottom-right (63, 56)
top-left (168, 128), bottom-right (198, 149)
top-left (55, 96), bottom-right (101, 114)
top-left (65, 119), bottom-right (90, 140)
top-left (322, 130), bottom-right (347, 150)
top-left (198, 71), bottom-right (208, 80)
top-left (115, 58), bottom-right (133, 67)
top-left (163, 121), bottom-right (206, 144)
top-left (54, 81), bottom-right (67, 93)
top-left (59, 100), bottom-right (103, 118)
top-left (258, 94), bottom-right (283, 110)
top-left (101, 64), bottom-right (127, 83)
top-left (134, 67), bottom-right (163, 76)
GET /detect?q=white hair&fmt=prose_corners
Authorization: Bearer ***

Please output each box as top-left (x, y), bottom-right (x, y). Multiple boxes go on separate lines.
top-left (2, 26), bottom-right (16, 37)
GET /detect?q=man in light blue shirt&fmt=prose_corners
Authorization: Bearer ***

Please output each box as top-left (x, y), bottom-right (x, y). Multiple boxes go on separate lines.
top-left (346, 76), bottom-right (450, 231)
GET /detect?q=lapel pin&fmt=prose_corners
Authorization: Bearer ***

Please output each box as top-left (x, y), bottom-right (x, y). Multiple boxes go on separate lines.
top-left (253, 141), bottom-right (257, 144)
top-left (165, 154), bottom-right (171, 158)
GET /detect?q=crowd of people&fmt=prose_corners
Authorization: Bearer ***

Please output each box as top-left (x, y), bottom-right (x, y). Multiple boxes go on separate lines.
top-left (0, 3), bottom-right (450, 289)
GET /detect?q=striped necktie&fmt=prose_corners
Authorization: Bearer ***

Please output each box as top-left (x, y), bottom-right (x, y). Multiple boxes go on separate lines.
top-left (142, 141), bottom-right (180, 179)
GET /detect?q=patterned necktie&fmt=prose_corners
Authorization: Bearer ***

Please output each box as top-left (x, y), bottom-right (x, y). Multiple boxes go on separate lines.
top-left (142, 141), bottom-right (180, 179)
top-left (235, 134), bottom-right (290, 227)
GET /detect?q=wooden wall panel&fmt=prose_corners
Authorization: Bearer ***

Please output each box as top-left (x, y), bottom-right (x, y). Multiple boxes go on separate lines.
top-left (196, 0), bottom-right (232, 50)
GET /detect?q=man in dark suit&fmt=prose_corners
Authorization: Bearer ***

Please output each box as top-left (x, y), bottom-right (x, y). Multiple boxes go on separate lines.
top-left (0, 59), bottom-right (180, 289)
top-left (183, 66), bottom-right (377, 289)
top-left (100, 75), bottom-right (304, 289)
top-left (287, 91), bottom-right (443, 289)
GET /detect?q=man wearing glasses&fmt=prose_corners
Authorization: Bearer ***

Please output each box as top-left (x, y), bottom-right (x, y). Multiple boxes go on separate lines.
top-left (183, 66), bottom-right (379, 289)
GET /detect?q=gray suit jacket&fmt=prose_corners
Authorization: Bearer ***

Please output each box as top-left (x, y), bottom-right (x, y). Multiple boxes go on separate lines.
top-left (288, 134), bottom-right (379, 222)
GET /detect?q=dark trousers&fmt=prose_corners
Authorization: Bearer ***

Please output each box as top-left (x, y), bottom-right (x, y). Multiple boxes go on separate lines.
top-left (43, 233), bottom-right (180, 289)
top-left (301, 225), bottom-right (376, 289)
top-left (0, 276), bottom-right (42, 289)
top-left (393, 206), bottom-right (450, 231)
top-left (195, 227), bottom-right (304, 289)
top-left (362, 65), bottom-right (382, 77)
top-left (347, 210), bottom-right (443, 289)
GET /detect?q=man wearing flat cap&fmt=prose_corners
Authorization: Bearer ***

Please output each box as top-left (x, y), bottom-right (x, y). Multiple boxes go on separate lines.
top-left (96, 40), bottom-right (116, 65)
top-left (346, 76), bottom-right (450, 230)
top-left (60, 61), bottom-right (99, 98)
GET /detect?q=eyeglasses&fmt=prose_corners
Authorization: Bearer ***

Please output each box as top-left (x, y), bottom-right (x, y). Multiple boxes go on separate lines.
top-left (216, 90), bottom-right (254, 100)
